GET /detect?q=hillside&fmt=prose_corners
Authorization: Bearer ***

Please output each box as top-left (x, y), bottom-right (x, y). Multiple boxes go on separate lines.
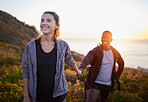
top-left (0, 10), bottom-right (84, 72)
top-left (0, 10), bottom-right (39, 69)
top-left (0, 10), bottom-right (38, 46)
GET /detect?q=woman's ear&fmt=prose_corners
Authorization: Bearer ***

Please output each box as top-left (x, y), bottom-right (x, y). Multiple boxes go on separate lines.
top-left (56, 24), bottom-right (60, 29)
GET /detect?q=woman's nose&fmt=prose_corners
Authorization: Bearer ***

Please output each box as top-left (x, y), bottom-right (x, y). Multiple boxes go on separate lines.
top-left (41, 21), bottom-right (47, 25)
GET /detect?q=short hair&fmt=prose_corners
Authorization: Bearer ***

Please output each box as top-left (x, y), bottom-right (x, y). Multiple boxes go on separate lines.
top-left (102, 30), bottom-right (112, 38)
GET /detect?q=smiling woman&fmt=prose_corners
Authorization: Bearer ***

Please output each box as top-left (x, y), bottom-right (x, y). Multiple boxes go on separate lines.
top-left (21, 11), bottom-right (82, 102)
top-left (39, 11), bottom-right (60, 39)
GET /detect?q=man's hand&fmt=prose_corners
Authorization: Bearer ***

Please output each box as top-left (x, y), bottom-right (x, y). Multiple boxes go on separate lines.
top-left (71, 65), bottom-right (82, 77)
top-left (76, 70), bottom-right (82, 77)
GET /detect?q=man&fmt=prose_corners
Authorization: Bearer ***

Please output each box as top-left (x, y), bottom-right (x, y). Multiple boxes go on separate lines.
top-left (79, 31), bottom-right (124, 102)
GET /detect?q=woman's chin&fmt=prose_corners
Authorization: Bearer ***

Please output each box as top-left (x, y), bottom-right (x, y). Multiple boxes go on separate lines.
top-left (42, 33), bottom-right (54, 38)
top-left (43, 32), bottom-right (50, 35)
top-left (41, 30), bottom-right (50, 34)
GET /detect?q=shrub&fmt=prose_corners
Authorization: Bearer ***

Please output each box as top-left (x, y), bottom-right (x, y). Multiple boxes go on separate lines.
top-left (67, 80), bottom-right (85, 102)
top-left (64, 69), bottom-right (77, 83)
top-left (0, 81), bottom-right (23, 102)
top-left (107, 91), bottom-right (143, 102)
top-left (0, 66), bottom-right (23, 102)
top-left (138, 77), bottom-right (148, 102)
top-left (0, 65), bottom-right (23, 83)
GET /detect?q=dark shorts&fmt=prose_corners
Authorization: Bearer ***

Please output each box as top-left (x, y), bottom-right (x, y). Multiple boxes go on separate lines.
top-left (37, 93), bottom-right (67, 102)
top-left (91, 83), bottom-right (113, 99)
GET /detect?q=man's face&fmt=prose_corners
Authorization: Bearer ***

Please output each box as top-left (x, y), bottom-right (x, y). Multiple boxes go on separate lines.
top-left (101, 32), bottom-right (112, 47)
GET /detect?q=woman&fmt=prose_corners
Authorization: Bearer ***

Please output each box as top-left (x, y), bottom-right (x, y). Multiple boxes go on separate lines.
top-left (21, 11), bottom-right (82, 102)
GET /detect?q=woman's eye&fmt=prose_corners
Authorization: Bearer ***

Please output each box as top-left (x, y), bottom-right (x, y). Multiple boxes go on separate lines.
top-left (41, 19), bottom-right (44, 22)
top-left (47, 19), bottom-right (51, 22)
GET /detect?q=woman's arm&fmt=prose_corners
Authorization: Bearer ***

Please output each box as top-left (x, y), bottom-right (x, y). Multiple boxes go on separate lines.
top-left (71, 65), bottom-right (82, 77)
top-left (23, 78), bottom-right (32, 102)
top-left (21, 45), bottom-right (31, 102)
top-left (64, 43), bottom-right (82, 77)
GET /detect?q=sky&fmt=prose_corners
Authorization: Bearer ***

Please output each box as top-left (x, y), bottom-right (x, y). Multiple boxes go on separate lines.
top-left (0, 0), bottom-right (148, 40)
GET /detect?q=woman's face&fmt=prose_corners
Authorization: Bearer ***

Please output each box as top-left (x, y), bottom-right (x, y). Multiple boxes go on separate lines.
top-left (40, 13), bottom-right (58, 35)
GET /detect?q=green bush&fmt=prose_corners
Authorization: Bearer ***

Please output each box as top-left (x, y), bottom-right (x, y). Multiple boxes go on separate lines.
top-left (67, 80), bottom-right (85, 102)
top-left (0, 63), bottom-right (147, 102)
top-left (0, 81), bottom-right (23, 102)
top-left (107, 91), bottom-right (143, 102)
top-left (127, 81), bottom-right (139, 93)
top-left (138, 77), bottom-right (148, 102)
top-left (0, 66), bottom-right (23, 102)
top-left (0, 66), bottom-right (23, 83)
top-left (114, 80), bottom-right (127, 92)
top-left (138, 92), bottom-right (148, 102)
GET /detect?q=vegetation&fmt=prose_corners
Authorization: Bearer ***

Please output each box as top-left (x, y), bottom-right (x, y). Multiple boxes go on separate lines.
top-left (1, 40), bottom-right (147, 102)
top-left (0, 10), bottom-right (38, 46)
top-left (0, 66), bottom-right (23, 102)
top-left (0, 10), bottom-right (148, 102)
top-left (0, 40), bottom-right (147, 102)
top-left (0, 58), bottom-right (148, 102)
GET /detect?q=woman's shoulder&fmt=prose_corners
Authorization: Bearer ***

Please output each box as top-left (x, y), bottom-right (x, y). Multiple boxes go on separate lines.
top-left (56, 38), bottom-right (70, 50)
top-left (26, 38), bottom-right (38, 47)
top-left (56, 38), bottom-right (68, 45)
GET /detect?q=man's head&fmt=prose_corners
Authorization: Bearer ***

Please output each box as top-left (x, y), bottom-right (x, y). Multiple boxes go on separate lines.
top-left (101, 30), bottom-right (113, 49)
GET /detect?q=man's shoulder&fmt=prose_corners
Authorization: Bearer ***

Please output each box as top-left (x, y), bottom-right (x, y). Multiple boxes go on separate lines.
top-left (93, 45), bottom-right (102, 52)
top-left (110, 46), bottom-right (121, 58)
top-left (111, 46), bottom-right (119, 53)
top-left (89, 45), bottom-right (102, 56)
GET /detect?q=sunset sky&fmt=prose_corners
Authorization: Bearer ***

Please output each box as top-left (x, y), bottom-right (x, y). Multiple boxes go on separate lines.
top-left (0, 0), bottom-right (148, 40)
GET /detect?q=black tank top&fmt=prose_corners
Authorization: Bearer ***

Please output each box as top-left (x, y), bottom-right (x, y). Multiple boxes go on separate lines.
top-left (36, 38), bottom-right (57, 101)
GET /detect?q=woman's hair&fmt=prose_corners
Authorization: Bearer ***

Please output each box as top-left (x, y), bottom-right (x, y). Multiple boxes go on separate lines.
top-left (37, 11), bottom-right (60, 39)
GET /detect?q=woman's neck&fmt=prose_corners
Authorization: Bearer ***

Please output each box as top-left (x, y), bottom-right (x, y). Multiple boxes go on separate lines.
top-left (41, 33), bottom-right (54, 43)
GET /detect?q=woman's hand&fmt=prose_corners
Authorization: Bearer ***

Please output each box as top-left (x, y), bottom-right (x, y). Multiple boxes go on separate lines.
top-left (24, 96), bottom-right (32, 102)
top-left (71, 65), bottom-right (82, 77)
top-left (76, 70), bottom-right (82, 77)
top-left (23, 78), bottom-right (31, 102)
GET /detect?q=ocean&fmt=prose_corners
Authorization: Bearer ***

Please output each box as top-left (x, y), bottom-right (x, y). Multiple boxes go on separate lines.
top-left (63, 38), bottom-right (148, 69)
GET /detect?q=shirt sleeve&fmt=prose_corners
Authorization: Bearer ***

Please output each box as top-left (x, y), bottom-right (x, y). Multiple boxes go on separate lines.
top-left (64, 43), bottom-right (76, 67)
top-left (79, 47), bottom-right (97, 73)
top-left (21, 45), bottom-right (29, 79)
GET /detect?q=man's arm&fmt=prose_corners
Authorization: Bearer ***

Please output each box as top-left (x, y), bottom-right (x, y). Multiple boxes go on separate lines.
top-left (79, 47), bottom-right (97, 73)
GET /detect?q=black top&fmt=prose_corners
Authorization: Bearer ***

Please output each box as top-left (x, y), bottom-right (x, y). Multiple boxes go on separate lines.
top-left (36, 38), bottom-right (57, 101)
